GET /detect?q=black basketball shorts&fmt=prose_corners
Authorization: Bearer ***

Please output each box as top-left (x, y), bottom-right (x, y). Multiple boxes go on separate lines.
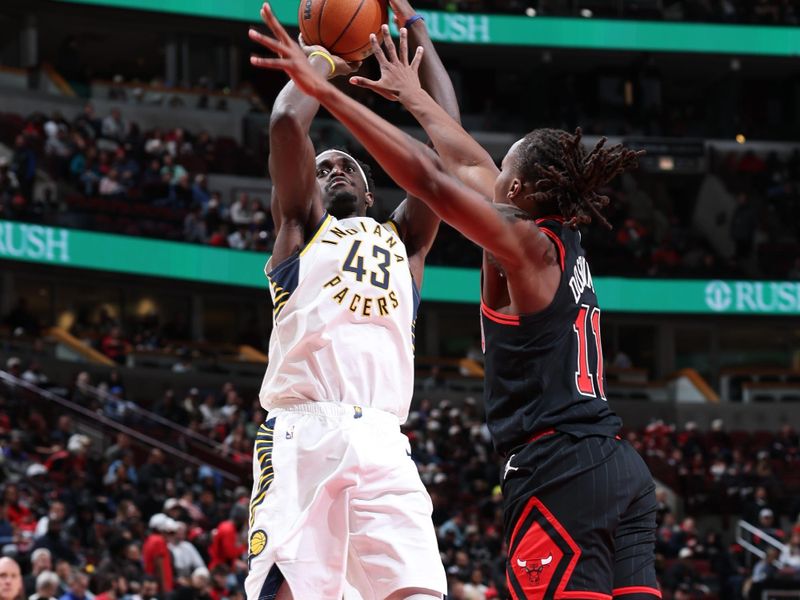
top-left (502, 432), bottom-right (661, 600)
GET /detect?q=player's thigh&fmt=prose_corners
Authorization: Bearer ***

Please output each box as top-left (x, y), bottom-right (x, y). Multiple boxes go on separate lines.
top-left (612, 444), bottom-right (660, 599)
top-left (246, 412), bottom-right (353, 600)
top-left (346, 452), bottom-right (446, 600)
top-left (505, 437), bottom-right (631, 598)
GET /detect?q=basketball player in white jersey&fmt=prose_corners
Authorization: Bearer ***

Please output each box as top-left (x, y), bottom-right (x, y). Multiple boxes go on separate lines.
top-left (245, 2), bottom-right (460, 599)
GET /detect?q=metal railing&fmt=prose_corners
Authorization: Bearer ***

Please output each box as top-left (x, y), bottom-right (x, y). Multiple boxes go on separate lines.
top-left (81, 382), bottom-right (232, 456)
top-left (0, 370), bottom-right (243, 484)
top-left (736, 519), bottom-right (788, 561)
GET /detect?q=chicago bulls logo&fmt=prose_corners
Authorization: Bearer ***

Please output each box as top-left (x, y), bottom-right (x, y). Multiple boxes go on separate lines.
top-left (516, 553), bottom-right (553, 584)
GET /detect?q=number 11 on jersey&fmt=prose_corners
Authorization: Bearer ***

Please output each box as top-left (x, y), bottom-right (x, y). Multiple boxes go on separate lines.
top-left (573, 304), bottom-right (606, 400)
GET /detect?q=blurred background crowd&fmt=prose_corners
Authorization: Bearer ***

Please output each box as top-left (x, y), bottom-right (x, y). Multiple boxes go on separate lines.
top-left (0, 354), bottom-right (799, 599)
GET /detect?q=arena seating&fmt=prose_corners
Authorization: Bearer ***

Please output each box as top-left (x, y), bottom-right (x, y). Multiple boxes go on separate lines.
top-left (1, 354), bottom-right (799, 599)
top-left (3, 104), bottom-right (799, 279)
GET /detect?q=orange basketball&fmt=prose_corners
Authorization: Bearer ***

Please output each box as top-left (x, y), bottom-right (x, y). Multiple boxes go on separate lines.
top-left (298, 0), bottom-right (388, 62)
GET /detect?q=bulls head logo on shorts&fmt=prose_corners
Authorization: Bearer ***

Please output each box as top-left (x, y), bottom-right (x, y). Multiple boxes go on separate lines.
top-left (516, 553), bottom-right (553, 584)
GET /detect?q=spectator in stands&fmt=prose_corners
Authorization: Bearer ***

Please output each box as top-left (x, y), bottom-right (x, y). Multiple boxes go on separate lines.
top-left (169, 522), bottom-right (206, 579)
top-left (755, 508), bottom-right (785, 548)
top-left (100, 327), bottom-right (129, 365)
top-left (183, 204), bottom-right (207, 244)
top-left (4, 358), bottom-right (23, 383)
top-left (749, 546), bottom-right (783, 598)
top-left (225, 225), bottom-right (250, 250)
top-left (169, 174), bottom-right (194, 208)
top-left (31, 516), bottom-right (76, 566)
top-left (10, 134), bottom-right (36, 201)
top-left (0, 558), bottom-right (22, 600)
top-left (3, 431), bottom-right (31, 479)
top-left (4, 484), bottom-right (32, 531)
top-left (160, 154), bottom-right (187, 186)
top-left (439, 511), bottom-right (467, 548)
top-left (101, 109), bottom-right (129, 144)
top-left (29, 570), bottom-right (59, 600)
top-left (104, 450), bottom-right (138, 488)
top-left (781, 531), bottom-right (800, 572)
top-left (664, 547), bottom-right (708, 596)
top-left (112, 148), bottom-right (140, 188)
top-left (141, 158), bottom-right (164, 195)
top-left (745, 486), bottom-right (776, 524)
top-left (77, 149), bottom-right (101, 197)
top-left (137, 576), bottom-right (160, 600)
top-left (34, 504), bottom-right (64, 540)
top-left (98, 169), bottom-right (125, 199)
top-left (74, 104), bottom-right (100, 141)
top-left (105, 433), bottom-right (132, 464)
top-left (142, 514), bottom-right (176, 594)
top-left (207, 504), bottom-right (246, 572)
top-left (58, 571), bottom-right (89, 600)
top-left (21, 362), bottom-right (48, 388)
top-left (191, 175), bottom-right (210, 209)
top-left (145, 130), bottom-right (166, 157)
top-left (44, 124), bottom-right (72, 179)
top-left (166, 128), bottom-right (193, 158)
top-left (0, 157), bottom-right (21, 212)
top-left (154, 390), bottom-right (187, 426)
top-left (22, 549), bottom-right (51, 596)
top-left (137, 449), bottom-right (167, 494)
top-left (229, 193), bottom-right (253, 226)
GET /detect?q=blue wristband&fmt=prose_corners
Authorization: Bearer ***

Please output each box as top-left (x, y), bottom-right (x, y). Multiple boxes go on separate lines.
top-left (404, 14), bottom-right (425, 28)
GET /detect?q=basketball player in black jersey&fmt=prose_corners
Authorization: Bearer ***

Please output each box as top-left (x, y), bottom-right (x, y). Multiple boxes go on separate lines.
top-left (250, 10), bottom-right (660, 600)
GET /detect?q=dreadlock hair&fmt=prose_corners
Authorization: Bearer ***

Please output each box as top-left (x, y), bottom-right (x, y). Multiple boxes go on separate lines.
top-left (514, 127), bottom-right (643, 229)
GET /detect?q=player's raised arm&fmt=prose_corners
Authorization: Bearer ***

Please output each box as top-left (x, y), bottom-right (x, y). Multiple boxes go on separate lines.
top-left (252, 9), bottom-right (360, 262)
top-left (249, 4), bottom-right (543, 270)
top-left (351, 25), bottom-right (498, 197)
top-left (385, 0), bottom-right (461, 285)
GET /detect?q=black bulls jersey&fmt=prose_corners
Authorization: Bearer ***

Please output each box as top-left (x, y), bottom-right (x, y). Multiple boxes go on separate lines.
top-left (480, 216), bottom-right (622, 457)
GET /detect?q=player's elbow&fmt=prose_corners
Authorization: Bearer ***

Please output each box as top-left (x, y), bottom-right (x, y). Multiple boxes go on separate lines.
top-left (410, 155), bottom-right (449, 206)
top-left (269, 109), bottom-right (303, 139)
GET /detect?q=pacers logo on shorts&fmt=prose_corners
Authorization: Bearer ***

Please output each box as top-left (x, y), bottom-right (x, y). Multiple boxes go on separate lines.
top-left (250, 529), bottom-right (268, 558)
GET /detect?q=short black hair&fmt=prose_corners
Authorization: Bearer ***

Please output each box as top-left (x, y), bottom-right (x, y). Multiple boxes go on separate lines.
top-left (514, 128), bottom-right (643, 229)
top-left (326, 147), bottom-right (376, 193)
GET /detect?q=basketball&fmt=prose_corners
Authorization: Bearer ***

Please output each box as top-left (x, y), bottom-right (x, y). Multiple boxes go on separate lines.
top-left (298, 0), bottom-right (388, 62)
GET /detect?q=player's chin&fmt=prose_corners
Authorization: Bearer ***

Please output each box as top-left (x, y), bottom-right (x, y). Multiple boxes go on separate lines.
top-left (326, 190), bottom-right (362, 218)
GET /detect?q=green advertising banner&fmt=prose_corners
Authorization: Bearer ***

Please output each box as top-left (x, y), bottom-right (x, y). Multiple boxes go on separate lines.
top-left (2, 221), bottom-right (799, 314)
top-left (55, 0), bottom-right (800, 57)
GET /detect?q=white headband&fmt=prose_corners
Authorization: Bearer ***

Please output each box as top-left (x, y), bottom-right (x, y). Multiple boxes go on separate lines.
top-left (316, 150), bottom-right (370, 191)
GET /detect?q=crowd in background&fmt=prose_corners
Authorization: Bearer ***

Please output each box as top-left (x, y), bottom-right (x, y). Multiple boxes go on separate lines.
top-left (415, 0), bottom-right (799, 23)
top-left (0, 106), bottom-right (275, 252)
top-left (2, 105), bottom-right (799, 280)
top-left (1, 354), bottom-right (800, 599)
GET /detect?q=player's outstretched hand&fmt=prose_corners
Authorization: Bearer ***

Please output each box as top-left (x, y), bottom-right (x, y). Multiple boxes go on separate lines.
top-left (349, 25), bottom-right (423, 102)
top-left (248, 3), bottom-right (329, 98)
top-left (298, 34), bottom-right (362, 78)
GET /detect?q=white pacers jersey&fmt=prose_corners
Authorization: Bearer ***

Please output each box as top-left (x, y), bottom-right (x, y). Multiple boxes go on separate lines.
top-left (259, 214), bottom-right (418, 422)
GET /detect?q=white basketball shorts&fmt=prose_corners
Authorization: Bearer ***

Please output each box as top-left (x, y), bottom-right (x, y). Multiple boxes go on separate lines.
top-left (244, 401), bottom-right (447, 600)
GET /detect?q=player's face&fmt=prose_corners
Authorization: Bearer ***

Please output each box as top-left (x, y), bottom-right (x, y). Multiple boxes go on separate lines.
top-left (315, 152), bottom-right (373, 218)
